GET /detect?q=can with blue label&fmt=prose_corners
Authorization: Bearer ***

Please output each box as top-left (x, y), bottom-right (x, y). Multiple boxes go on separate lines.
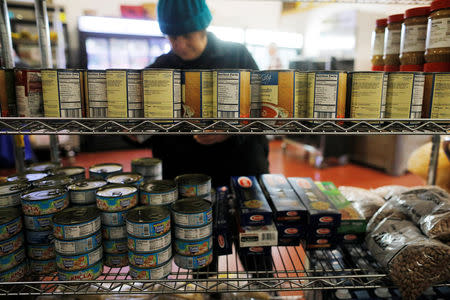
top-left (58, 260), bottom-right (103, 281)
top-left (175, 174), bottom-right (211, 198)
top-left (89, 163), bottom-right (123, 180)
top-left (26, 229), bottom-right (54, 244)
top-left (53, 166), bottom-right (86, 181)
top-left (7, 171), bottom-right (48, 183)
top-left (96, 184), bottom-right (138, 212)
top-left (171, 197), bottom-right (212, 227)
top-left (23, 213), bottom-right (54, 231)
top-left (140, 180), bottom-right (177, 206)
top-left (0, 207), bottom-right (22, 240)
top-left (0, 260), bottom-right (27, 282)
top-left (103, 225), bottom-right (127, 240)
top-left (0, 231), bottom-right (24, 256)
top-left (106, 173), bottom-right (143, 187)
top-left (68, 179), bottom-right (107, 205)
top-left (0, 247), bottom-right (26, 272)
top-left (174, 235), bottom-right (213, 256)
top-left (126, 206), bottom-right (170, 238)
top-left (0, 181), bottom-right (30, 208)
top-left (128, 245), bottom-right (172, 268)
top-left (131, 158), bottom-right (163, 180)
top-left (56, 246), bottom-right (103, 271)
top-left (103, 238), bottom-right (127, 254)
top-left (128, 231), bottom-right (171, 253)
top-left (104, 252), bottom-right (128, 268)
top-left (54, 231), bottom-right (102, 255)
top-left (174, 248), bottom-right (213, 270)
top-left (53, 207), bottom-right (101, 240)
top-left (27, 243), bottom-right (55, 260)
top-left (101, 210), bottom-right (127, 226)
top-left (129, 258), bottom-right (172, 280)
top-left (33, 175), bottom-right (73, 189)
top-left (29, 258), bottom-right (57, 274)
top-left (174, 222), bottom-right (213, 240)
top-left (21, 187), bottom-right (69, 216)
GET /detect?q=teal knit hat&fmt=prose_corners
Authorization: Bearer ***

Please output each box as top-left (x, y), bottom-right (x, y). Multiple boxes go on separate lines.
top-left (157, 0), bottom-right (212, 36)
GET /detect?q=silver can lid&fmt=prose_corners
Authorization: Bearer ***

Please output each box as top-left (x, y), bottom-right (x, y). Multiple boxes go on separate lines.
top-left (107, 173), bottom-right (143, 185)
top-left (96, 184), bottom-right (137, 197)
top-left (89, 163), bottom-right (123, 174)
top-left (69, 179), bottom-right (107, 191)
top-left (22, 187), bottom-right (66, 201)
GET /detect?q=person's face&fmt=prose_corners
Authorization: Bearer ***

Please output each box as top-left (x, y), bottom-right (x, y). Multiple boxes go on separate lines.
top-left (168, 31), bottom-right (207, 61)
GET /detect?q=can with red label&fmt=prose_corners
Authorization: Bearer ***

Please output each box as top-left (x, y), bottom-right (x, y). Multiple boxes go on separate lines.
top-left (15, 69), bottom-right (44, 117)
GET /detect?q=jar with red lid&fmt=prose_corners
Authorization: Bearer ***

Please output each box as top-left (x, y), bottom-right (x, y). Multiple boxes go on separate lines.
top-left (384, 14), bottom-right (404, 71)
top-left (371, 18), bottom-right (387, 71)
top-left (425, 0), bottom-right (450, 71)
top-left (400, 6), bottom-right (430, 71)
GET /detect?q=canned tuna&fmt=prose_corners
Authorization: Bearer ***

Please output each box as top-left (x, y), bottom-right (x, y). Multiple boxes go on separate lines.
top-left (131, 158), bottom-right (163, 179)
top-left (140, 180), bottom-right (177, 206)
top-left (174, 235), bottom-right (213, 256)
top-left (56, 246), bottom-right (103, 271)
top-left (0, 247), bottom-right (26, 272)
top-left (21, 187), bottom-right (69, 215)
top-left (175, 174), bottom-right (211, 198)
top-left (102, 225), bottom-right (127, 240)
top-left (104, 252), bottom-right (128, 268)
top-left (26, 162), bottom-right (60, 173)
top-left (29, 258), bottom-right (57, 274)
top-left (0, 232), bottom-right (24, 255)
top-left (0, 260), bottom-right (27, 282)
top-left (96, 184), bottom-right (138, 212)
top-left (129, 258), bottom-right (172, 279)
top-left (23, 213), bottom-right (54, 231)
top-left (127, 231), bottom-right (171, 253)
top-left (174, 248), bottom-right (213, 270)
top-left (171, 197), bottom-right (213, 227)
top-left (57, 260), bottom-right (103, 281)
top-left (69, 179), bottom-right (107, 205)
top-left (103, 238), bottom-right (127, 254)
top-left (27, 243), bottom-right (56, 260)
top-left (89, 163), bottom-right (123, 180)
top-left (53, 166), bottom-right (86, 181)
top-left (129, 245), bottom-right (172, 268)
top-left (7, 171), bottom-right (47, 183)
top-left (33, 175), bottom-right (73, 188)
top-left (53, 207), bottom-right (101, 240)
top-left (0, 181), bottom-right (30, 208)
top-left (101, 210), bottom-right (128, 226)
top-left (54, 231), bottom-right (102, 255)
top-left (0, 207), bottom-right (22, 240)
top-left (106, 173), bottom-right (143, 187)
top-left (126, 206), bottom-right (170, 238)
top-left (174, 222), bottom-right (213, 240)
top-left (26, 229), bottom-right (54, 245)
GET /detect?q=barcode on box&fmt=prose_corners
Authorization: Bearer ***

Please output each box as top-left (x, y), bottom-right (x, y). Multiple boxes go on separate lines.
top-left (62, 109), bottom-right (81, 118)
top-left (219, 111), bottom-right (238, 118)
top-left (90, 107), bottom-right (107, 118)
top-left (262, 233), bottom-right (275, 241)
top-left (314, 112), bottom-right (335, 118)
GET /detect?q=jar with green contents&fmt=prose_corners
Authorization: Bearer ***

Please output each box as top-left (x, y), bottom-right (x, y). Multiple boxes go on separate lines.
top-left (384, 14), bottom-right (404, 71)
top-left (424, 0), bottom-right (450, 71)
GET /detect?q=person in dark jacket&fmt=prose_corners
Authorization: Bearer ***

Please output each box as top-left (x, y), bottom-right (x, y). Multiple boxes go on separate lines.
top-left (148, 0), bottom-right (269, 188)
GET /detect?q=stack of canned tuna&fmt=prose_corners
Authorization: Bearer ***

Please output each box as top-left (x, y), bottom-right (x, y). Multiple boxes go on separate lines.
top-left (171, 174), bottom-right (214, 270)
top-left (22, 186), bottom-right (69, 275)
top-left (131, 158), bottom-right (163, 181)
top-left (126, 206), bottom-right (172, 279)
top-left (0, 207), bottom-right (27, 281)
top-left (53, 166), bottom-right (86, 182)
top-left (53, 207), bottom-right (103, 280)
top-left (97, 183), bottom-right (138, 267)
top-left (68, 178), bottom-right (107, 208)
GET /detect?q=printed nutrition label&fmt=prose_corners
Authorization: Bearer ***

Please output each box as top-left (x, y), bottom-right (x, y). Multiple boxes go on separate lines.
top-left (384, 29), bottom-right (401, 55)
top-left (107, 71), bottom-right (128, 118)
top-left (87, 72), bottom-right (107, 118)
top-left (201, 72), bottom-right (213, 118)
top-left (401, 25), bottom-right (427, 53)
top-left (410, 75), bottom-right (425, 119)
top-left (312, 73), bottom-right (339, 118)
top-left (386, 73), bottom-right (417, 118)
top-left (431, 73), bottom-right (450, 118)
top-left (250, 73), bottom-right (261, 117)
top-left (295, 72), bottom-right (307, 118)
top-left (350, 73), bottom-right (385, 118)
top-left (143, 70), bottom-right (181, 118)
top-left (216, 72), bottom-right (240, 118)
top-left (127, 71), bottom-right (143, 118)
top-left (58, 72), bottom-right (83, 118)
top-left (426, 18), bottom-right (450, 49)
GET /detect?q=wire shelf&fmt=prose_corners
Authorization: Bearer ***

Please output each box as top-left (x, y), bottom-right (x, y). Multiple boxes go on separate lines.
top-left (0, 118), bottom-right (448, 135)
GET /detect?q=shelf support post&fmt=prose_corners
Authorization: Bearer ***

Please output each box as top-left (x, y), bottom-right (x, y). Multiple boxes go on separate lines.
top-left (427, 135), bottom-right (440, 185)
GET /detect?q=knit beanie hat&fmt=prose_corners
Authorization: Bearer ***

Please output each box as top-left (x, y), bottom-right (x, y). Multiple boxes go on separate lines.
top-left (157, 0), bottom-right (212, 35)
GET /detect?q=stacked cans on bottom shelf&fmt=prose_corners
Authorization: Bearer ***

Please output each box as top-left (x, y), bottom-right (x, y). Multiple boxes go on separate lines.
top-left (126, 206), bottom-right (172, 279)
top-left (0, 207), bottom-right (27, 281)
top-left (172, 197), bottom-right (214, 270)
top-left (96, 184), bottom-right (138, 268)
top-left (53, 207), bottom-right (103, 280)
top-left (131, 158), bottom-right (163, 181)
top-left (22, 186), bottom-right (69, 275)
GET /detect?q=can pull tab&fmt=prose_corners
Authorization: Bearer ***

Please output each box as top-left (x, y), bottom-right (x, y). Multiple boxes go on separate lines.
top-left (124, 178), bottom-right (132, 183)
top-left (9, 185), bottom-right (21, 192)
top-left (76, 182), bottom-right (88, 187)
top-left (112, 191), bottom-right (123, 197)
top-left (47, 190), bottom-right (60, 196)
top-left (100, 169), bottom-right (107, 173)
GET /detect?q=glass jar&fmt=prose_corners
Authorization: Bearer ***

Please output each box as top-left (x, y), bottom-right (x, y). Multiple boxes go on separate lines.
top-left (424, 0), bottom-right (450, 72)
top-left (400, 6), bottom-right (430, 71)
top-left (383, 14), bottom-right (404, 71)
top-left (371, 18), bottom-right (387, 71)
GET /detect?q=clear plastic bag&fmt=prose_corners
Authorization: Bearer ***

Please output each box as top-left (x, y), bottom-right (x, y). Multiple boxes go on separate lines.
top-left (371, 185), bottom-right (410, 200)
top-left (366, 218), bottom-right (450, 300)
top-left (366, 200), bottom-right (407, 232)
top-left (338, 186), bottom-right (385, 220)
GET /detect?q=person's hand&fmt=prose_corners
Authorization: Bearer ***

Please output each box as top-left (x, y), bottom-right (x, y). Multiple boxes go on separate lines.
top-left (193, 134), bottom-right (229, 145)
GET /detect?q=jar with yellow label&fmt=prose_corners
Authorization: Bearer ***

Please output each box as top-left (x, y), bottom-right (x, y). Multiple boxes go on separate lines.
top-left (424, 0), bottom-right (450, 72)
top-left (371, 18), bottom-right (387, 71)
top-left (384, 14), bottom-right (404, 71)
top-left (400, 7), bottom-right (430, 71)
